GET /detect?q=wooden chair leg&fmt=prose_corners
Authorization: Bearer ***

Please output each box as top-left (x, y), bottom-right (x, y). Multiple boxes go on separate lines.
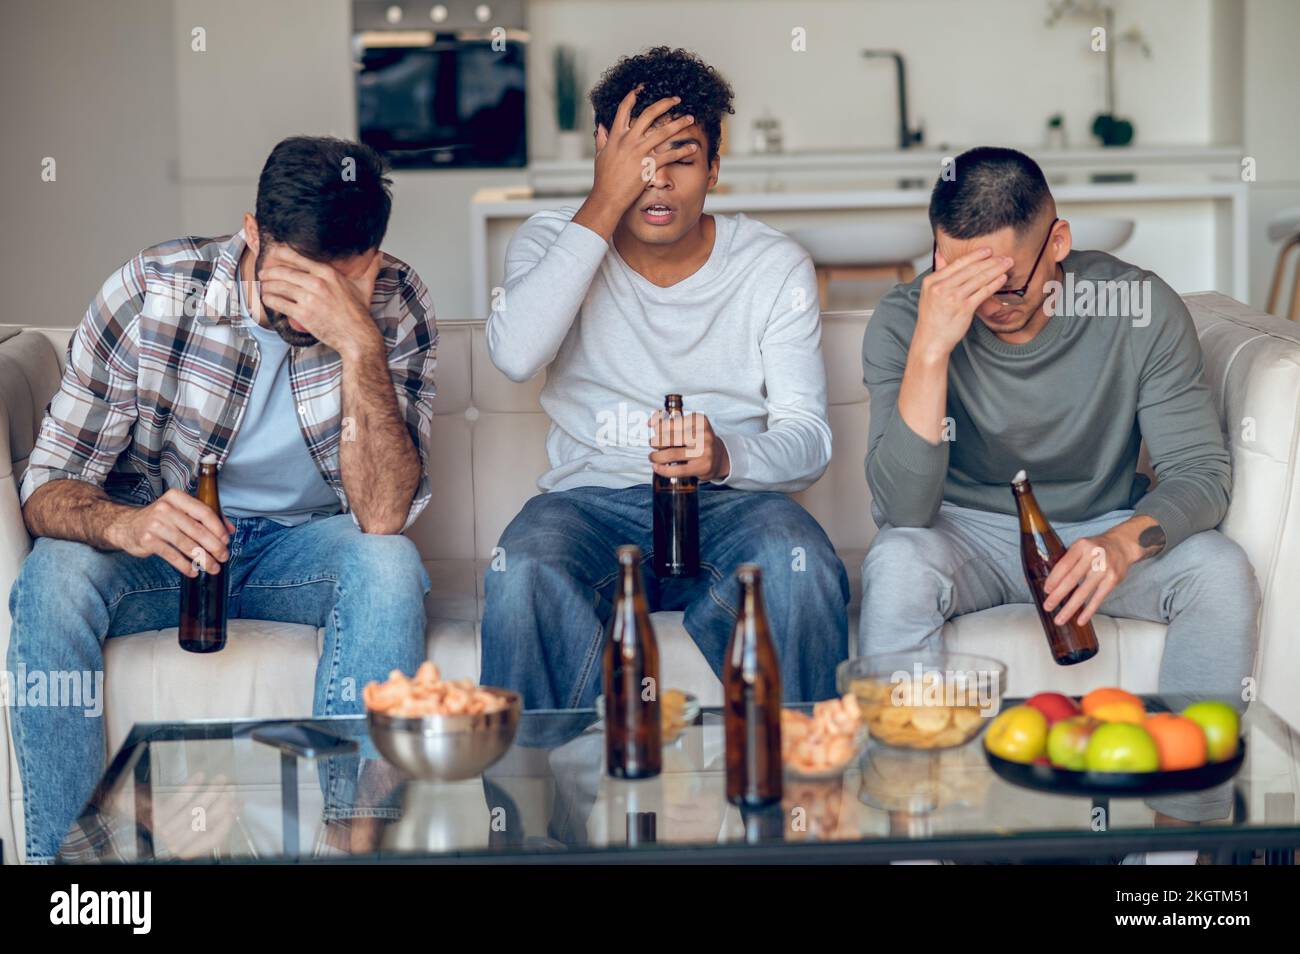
top-left (815, 267), bottom-right (831, 309)
top-left (1267, 235), bottom-right (1300, 317)
top-left (1291, 250), bottom-right (1300, 323)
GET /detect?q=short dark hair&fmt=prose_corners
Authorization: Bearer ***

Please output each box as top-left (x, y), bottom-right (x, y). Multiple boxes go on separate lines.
top-left (928, 147), bottom-right (1052, 239)
top-left (589, 47), bottom-right (734, 163)
top-left (254, 136), bottom-right (392, 259)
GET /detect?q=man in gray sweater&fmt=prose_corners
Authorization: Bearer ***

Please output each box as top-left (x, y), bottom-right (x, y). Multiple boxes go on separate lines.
top-left (861, 147), bottom-right (1258, 708)
top-left (481, 48), bottom-right (848, 708)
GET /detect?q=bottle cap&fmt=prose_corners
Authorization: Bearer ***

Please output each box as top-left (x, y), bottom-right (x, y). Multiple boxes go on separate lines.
top-left (201, 453), bottom-right (218, 466)
top-left (1011, 468), bottom-right (1027, 484)
top-left (616, 545), bottom-right (642, 563)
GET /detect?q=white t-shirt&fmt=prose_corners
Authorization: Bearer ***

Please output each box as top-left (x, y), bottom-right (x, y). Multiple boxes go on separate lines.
top-left (219, 291), bottom-right (341, 525)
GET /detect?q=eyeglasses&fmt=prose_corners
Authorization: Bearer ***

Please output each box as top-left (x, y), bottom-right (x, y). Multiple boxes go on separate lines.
top-left (931, 217), bottom-right (1060, 301)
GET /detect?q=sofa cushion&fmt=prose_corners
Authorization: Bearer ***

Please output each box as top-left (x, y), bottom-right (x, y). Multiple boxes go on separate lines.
top-left (943, 603), bottom-right (1166, 698)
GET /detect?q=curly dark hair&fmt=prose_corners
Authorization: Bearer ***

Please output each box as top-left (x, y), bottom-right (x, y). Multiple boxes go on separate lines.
top-left (589, 47), bottom-right (734, 163)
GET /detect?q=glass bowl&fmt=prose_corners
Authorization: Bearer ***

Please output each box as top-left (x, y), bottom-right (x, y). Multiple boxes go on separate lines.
top-left (836, 651), bottom-right (1006, 751)
top-left (782, 721), bottom-right (869, 781)
top-left (595, 689), bottom-right (700, 745)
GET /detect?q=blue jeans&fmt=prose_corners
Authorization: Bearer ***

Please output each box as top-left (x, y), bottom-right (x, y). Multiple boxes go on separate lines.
top-left (481, 485), bottom-right (850, 709)
top-left (7, 514), bottom-right (429, 862)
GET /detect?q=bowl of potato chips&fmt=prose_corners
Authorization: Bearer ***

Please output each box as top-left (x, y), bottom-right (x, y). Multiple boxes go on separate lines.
top-left (836, 652), bottom-right (1006, 751)
top-left (364, 663), bottom-right (522, 780)
top-left (595, 688), bottom-right (700, 745)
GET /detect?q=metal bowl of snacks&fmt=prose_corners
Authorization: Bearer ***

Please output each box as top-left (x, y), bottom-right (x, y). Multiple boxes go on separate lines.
top-left (364, 666), bottom-right (522, 781)
top-left (836, 652), bottom-right (1006, 751)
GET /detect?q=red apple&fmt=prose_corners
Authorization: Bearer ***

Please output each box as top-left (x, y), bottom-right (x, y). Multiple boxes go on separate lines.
top-left (1026, 692), bottom-right (1082, 725)
top-left (1047, 715), bottom-right (1101, 770)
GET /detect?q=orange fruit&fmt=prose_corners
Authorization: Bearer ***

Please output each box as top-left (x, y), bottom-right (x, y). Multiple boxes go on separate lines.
top-left (1144, 713), bottom-right (1209, 771)
top-left (1082, 688), bottom-right (1145, 724)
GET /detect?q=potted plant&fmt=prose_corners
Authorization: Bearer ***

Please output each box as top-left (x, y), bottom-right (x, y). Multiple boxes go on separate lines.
top-left (552, 45), bottom-right (584, 160)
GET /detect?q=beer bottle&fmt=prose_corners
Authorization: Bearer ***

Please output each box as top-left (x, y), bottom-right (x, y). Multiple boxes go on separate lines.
top-left (602, 545), bottom-right (662, 778)
top-left (178, 454), bottom-right (228, 653)
top-left (652, 394), bottom-right (700, 578)
top-left (724, 564), bottom-right (783, 807)
top-left (1010, 469), bottom-right (1099, 666)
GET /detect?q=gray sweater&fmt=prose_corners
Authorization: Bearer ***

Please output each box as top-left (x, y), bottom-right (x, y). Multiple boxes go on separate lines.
top-left (862, 249), bottom-right (1230, 549)
top-left (486, 209), bottom-right (832, 493)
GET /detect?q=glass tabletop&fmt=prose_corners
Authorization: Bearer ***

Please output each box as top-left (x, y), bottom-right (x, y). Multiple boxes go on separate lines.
top-left (60, 698), bottom-right (1300, 864)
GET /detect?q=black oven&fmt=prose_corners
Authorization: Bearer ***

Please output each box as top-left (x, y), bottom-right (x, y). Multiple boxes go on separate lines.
top-left (352, 1), bottom-right (527, 168)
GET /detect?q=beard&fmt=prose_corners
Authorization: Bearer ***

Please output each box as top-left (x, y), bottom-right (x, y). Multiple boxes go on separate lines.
top-left (254, 246), bottom-right (318, 348)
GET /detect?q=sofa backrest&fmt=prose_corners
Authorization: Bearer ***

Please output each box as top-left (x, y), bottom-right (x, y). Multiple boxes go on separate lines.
top-left (1182, 293), bottom-right (1300, 723)
top-left (4, 293), bottom-right (1300, 728)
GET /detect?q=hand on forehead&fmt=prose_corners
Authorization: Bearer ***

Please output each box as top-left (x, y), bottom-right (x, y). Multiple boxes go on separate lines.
top-left (266, 243), bottom-right (379, 280)
top-left (648, 114), bottom-right (704, 153)
top-left (935, 226), bottom-right (1023, 262)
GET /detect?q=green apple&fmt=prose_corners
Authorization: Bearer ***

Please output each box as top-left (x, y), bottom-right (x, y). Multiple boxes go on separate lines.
top-left (1047, 715), bottom-right (1100, 770)
top-left (984, 705), bottom-right (1049, 764)
top-left (1084, 722), bottom-right (1160, 773)
top-left (1181, 701), bottom-right (1241, 763)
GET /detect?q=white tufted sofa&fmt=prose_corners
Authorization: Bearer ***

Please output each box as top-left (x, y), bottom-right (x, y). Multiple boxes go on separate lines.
top-left (2, 291), bottom-right (1298, 863)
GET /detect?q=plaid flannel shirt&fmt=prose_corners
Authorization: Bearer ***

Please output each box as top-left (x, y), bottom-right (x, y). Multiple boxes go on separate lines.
top-left (21, 231), bottom-right (438, 530)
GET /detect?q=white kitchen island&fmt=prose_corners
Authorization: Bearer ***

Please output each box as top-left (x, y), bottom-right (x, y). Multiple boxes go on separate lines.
top-left (469, 162), bottom-right (1248, 318)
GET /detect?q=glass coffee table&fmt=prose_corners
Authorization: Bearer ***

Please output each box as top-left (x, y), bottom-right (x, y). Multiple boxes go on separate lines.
top-left (60, 698), bottom-right (1300, 864)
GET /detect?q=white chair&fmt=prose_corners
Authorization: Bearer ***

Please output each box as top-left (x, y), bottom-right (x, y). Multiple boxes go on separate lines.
top-left (789, 221), bottom-right (933, 307)
top-left (1065, 216), bottom-right (1135, 254)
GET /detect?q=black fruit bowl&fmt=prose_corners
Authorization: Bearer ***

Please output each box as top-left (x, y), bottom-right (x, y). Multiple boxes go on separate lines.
top-left (985, 740), bottom-right (1246, 797)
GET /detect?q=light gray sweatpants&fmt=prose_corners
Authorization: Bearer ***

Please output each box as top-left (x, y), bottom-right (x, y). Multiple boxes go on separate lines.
top-left (858, 502), bottom-right (1261, 714)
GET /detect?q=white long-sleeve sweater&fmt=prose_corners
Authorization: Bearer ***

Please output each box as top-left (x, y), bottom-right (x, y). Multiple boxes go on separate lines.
top-left (485, 208), bottom-right (832, 494)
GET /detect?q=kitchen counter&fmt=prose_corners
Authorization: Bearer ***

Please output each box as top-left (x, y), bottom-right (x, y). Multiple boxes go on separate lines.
top-left (468, 166), bottom-right (1249, 315)
top-left (527, 143), bottom-right (1243, 176)
top-left (474, 169), bottom-right (1245, 213)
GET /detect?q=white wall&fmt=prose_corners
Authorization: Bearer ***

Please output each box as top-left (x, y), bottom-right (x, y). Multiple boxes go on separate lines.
top-left (166, 0), bottom-right (526, 320)
top-left (0, 0), bottom-right (181, 328)
top-left (4, 0), bottom-right (1287, 324)
top-left (170, 0), bottom-right (356, 234)
top-left (528, 0), bottom-right (1218, 158)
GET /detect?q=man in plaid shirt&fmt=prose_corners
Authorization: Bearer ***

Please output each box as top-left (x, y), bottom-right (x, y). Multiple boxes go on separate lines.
top-left (8, 137), bottom-right (438, 862)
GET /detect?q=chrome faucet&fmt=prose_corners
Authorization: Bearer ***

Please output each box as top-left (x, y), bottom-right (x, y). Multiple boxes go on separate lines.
top-left (863, 49), bottom-right (923, 150)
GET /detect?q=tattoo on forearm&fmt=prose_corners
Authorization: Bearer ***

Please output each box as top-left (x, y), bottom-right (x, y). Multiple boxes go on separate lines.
top-left (1138, 524), bottom-right (1167, 556)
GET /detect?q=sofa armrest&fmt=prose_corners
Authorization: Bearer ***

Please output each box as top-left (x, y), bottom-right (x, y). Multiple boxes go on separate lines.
top-left (0, 329), bottom-right (57, 864)
top-left (1187, 293), bottom-right (1300, 731)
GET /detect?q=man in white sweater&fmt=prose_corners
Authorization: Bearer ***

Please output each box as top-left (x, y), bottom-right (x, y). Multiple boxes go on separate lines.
top-left (482, 48), bottom-right (848, 708)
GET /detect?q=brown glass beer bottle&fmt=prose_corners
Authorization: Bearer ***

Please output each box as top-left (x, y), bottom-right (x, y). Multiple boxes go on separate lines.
top-left (602, 545), bottom-right (662, 778)
top-left (724, 564), bottom-right (783, 806)
top-left (178, 454), bottom-right (228, 654)
top-left (652, 394), bottom-right (700, 578)
top-left (1010, 469), bottom-right (1099, 666)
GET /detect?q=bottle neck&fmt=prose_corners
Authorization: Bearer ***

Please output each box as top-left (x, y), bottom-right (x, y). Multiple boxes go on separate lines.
top-left (621, 564), bottom-right (642, 600)
top-left (738, 579), bottom-right (766, 636)
top-left (197, 467), bottom-right (220, 511)
top-left (1012, 481), bottom-right (1057, 542)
